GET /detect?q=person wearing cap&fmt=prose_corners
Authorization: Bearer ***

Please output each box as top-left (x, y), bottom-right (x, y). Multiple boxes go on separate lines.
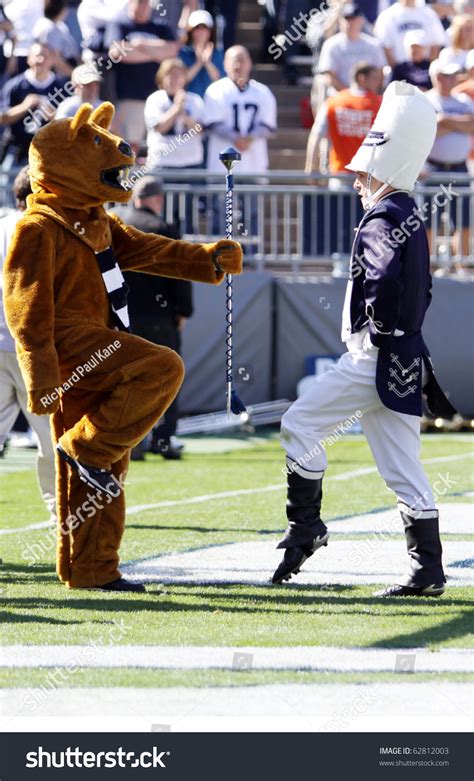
top-left (389, 30), bottom-right (432, 90)
top-left (272, 82), bottom-right (456, 598)
top-left (423, 58), bottom-right (473, 258)
top-left (122, 176), bottom-right (192, 461)
top-left (316, 4), bottom-right (385, 94)
top-left (179, 10), bottom-right (225, 98)
top-left (374, 0), bottom-right (447, 67)
top-left (54, 64), bottom-right (104, 119)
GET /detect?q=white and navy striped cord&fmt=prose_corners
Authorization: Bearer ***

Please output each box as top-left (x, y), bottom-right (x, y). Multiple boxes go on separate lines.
top-left (95, 247), bottom-right (130, 332)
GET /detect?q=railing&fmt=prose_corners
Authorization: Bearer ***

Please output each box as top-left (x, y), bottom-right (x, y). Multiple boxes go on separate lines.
top-left (1, 168), bottom-right (472, 273)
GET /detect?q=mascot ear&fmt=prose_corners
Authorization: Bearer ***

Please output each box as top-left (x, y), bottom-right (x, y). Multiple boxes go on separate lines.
top-left (90, 102), bottom-right (115, 130)
top-left (69, 103), bottom-right (94, 141)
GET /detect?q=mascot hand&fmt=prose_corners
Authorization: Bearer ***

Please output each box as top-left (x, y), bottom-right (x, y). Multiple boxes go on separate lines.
top-left (213, 241), bottom-right (243, 275)
top-left (28, 388), bottom-right (60, 415)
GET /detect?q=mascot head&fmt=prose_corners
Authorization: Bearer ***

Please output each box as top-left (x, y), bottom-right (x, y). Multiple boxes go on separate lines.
top-left (29, 102), bottom-right (135, 209)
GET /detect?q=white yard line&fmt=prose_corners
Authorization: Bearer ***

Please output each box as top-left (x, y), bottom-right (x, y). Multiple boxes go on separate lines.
top-left (1, 645), bottom-right (471, 672)
top-left (1, 683), bottom-right (471, 732)
top-left (123, 537), bottom-right (472, 587)
top-left (2, 452), bottom-right (471, 535)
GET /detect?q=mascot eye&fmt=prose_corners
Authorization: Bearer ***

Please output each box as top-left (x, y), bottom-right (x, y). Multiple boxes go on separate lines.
top-left (94, 135), bottom-right (101, 146)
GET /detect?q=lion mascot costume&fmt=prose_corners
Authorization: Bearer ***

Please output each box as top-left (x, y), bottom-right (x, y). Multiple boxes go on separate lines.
top-left (4, 102), bottom-right (242, 592)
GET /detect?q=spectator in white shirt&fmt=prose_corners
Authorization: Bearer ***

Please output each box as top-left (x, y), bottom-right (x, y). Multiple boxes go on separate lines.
top-left (204, 45), bottom-right (277, 174)
top-left (144, 57), bottom-right (205, 233)
top-left (374, 0), bottom-right (447, 66)
top-left (4, 0), bottom-right (44, 75)
top-left (424, 58), bottom-right (474, 258)
top-left (33, 0), bottom-right (81, 78)
top-left (317, 4), bottom-right (385, 93)
top-left (144, 57), bottom-right (204, 171)
top-left (204, 45), bottom-right (277, 240)
top-left (77, 0), bottom-right (128, 45)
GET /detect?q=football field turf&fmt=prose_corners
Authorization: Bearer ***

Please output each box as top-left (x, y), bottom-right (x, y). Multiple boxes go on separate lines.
top-left (1, 431), bottom-right (472, 729)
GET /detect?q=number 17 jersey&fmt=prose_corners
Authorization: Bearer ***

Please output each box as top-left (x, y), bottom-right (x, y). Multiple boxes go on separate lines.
top-left (204, 77), bottom-right (277, 173)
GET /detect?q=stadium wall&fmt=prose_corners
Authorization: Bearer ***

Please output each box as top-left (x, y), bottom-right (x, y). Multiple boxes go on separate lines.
top-left (181, 275), bottom-right (473, 416)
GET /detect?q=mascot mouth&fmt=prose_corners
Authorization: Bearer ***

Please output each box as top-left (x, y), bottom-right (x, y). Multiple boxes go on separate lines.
top-left (100, 166), bottom-right (131, 190)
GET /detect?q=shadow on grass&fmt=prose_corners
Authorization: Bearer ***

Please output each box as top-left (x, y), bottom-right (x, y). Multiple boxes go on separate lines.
top-left (0, 562), bottom-right (57, 586)
top-left (2, 578), bottom-right (472, 625)
top-left (370, 611), bottom-right (474, 649)
top-left (125, 524), bottom-right (277, 535)
top-left (0, 610), bottom-right (84, 625)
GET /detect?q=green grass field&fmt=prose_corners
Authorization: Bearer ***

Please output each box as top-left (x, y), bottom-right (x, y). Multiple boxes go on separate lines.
top-left (1, 431), bottom-right (473, 689)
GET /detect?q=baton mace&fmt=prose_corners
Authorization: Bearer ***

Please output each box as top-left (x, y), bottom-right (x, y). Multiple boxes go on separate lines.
top-left (219, 147), bottom-right (246, 418)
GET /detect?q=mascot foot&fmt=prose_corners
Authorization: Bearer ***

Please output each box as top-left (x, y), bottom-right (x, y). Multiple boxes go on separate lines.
top-left (57, 445), bottom-right (120, 498)
top-left (374, 583), bottom-right (445, 598)
top-left (271, 532), bottom-right (329, 585)
top-left (98, 577), bottom-right (146, 593)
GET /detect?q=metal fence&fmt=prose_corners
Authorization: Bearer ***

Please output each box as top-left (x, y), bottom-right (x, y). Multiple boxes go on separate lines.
top-left (1, 168), bottom-right (472, 273)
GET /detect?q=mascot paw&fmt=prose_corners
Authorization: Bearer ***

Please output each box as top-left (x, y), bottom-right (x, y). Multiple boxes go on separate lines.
top-left (213, 241), bottom-right (243, 275)
top-left (28, 388), bottom-right (60, 415)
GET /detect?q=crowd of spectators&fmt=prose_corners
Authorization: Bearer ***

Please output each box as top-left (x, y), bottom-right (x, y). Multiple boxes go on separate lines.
top-left (296, 0), bottom-right (473, 260)
top-left (0, 0), bottom-right (471, 253)
top-left (0, 0), bottom-right (259, 172)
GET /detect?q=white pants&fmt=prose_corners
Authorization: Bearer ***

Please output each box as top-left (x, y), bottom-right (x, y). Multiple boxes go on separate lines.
top-left (280, 332), bottom-right (436, 514)
top-left (0, 350), bottom-right (56, 516)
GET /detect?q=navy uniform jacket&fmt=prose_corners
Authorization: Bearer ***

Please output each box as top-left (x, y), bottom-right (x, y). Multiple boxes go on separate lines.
top-left (344, 191), bottom-right (456, 417)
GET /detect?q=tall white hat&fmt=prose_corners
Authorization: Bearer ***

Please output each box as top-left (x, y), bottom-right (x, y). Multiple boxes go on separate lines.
top-left (346, 81), bottom-right (437, 193)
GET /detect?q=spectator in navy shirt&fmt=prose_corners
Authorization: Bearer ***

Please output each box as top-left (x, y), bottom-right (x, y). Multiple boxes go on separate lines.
top-left (1, 43), bottom-right (67, 167)
top-left (390, 30), bottom-right (432, 90)
top-left (106, 0), bottom-right (178, 151)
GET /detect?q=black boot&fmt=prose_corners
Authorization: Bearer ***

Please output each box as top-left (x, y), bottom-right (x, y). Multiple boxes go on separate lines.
top-left (376, 509), bottom-right (446, 597)
top-left (272, 468), bottom-right (328, 584)
top-left (97, 577), bottom-right (146, 593)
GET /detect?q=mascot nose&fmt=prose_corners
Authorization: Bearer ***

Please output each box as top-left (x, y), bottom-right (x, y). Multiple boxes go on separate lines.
top-left (118, 141), bottom-right (132, 157)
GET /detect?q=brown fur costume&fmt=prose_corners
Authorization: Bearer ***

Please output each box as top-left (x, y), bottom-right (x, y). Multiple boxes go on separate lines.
top-left (4, 102), bottom-right (242, 588)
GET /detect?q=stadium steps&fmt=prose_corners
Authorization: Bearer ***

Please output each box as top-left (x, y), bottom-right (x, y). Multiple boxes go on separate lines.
top-left (269, 149), bottom-right (307, 169)
top-left (237, 22), bottom-right (261, 56)
top-left (236, 3), bottom-right (310, 173)
top-left (237, 0), bottom-right (261, 56)
top-left (267, 127), bottom-right (308, 146)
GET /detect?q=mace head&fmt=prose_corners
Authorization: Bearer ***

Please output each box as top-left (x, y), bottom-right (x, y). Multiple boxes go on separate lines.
top-left (219, 147), bottom-right (242, 171)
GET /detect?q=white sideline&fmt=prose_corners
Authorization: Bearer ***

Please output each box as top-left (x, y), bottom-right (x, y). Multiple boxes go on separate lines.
top-left (1, 683), bottom-right (472, 732)
top-left (0, 645), bottom-right (472, 672)
top-left (1, 452), bottom-right (471, 535)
